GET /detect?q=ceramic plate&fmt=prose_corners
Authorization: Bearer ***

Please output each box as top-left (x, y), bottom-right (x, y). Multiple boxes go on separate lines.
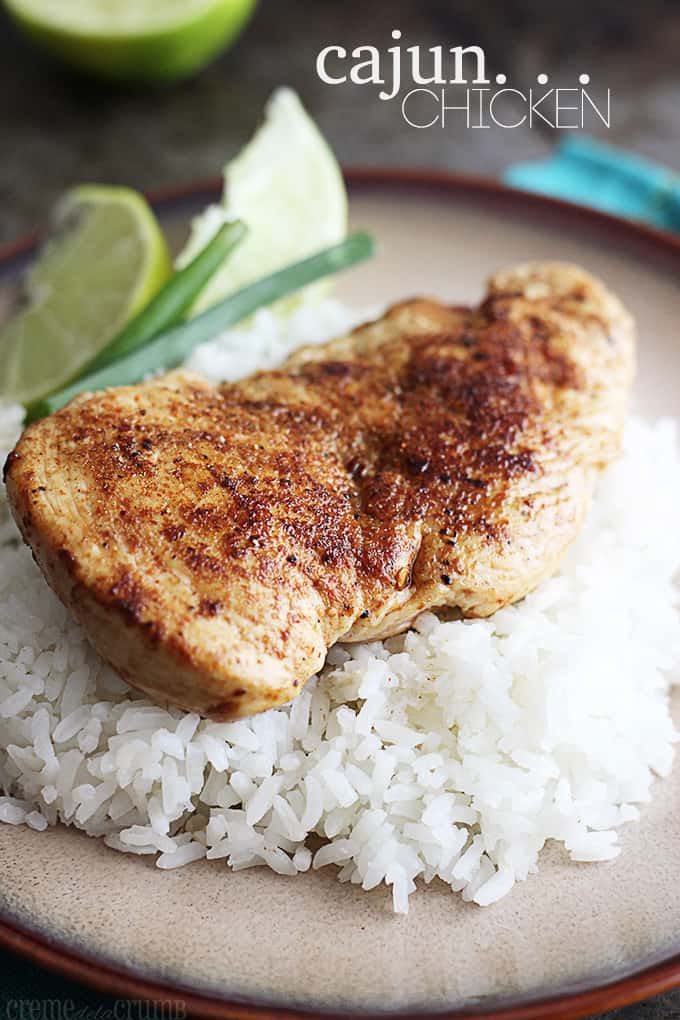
top-left (1, 172), bottom-right (680, 1020)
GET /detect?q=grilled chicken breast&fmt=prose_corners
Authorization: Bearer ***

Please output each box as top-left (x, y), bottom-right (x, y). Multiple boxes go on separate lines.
top-left (4, 262), bottom-right (635, 719)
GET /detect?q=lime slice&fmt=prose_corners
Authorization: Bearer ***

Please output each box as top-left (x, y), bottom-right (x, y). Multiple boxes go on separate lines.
top-left (177, 88), bottom-right (348, 315)
top-left (0, 185), bottom-right (171, 406)
top-left (2, 0), bottom-right (256, 83)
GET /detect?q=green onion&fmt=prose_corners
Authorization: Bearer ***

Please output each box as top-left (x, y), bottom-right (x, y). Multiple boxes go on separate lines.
top-left (27, 231), bottom-right (374, 422)
top-left (84, 220), bottom-right (247, 373)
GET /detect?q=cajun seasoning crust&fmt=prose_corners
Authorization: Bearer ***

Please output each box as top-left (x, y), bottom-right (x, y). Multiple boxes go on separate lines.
top-left (4, 262), bottom-right (636, 719)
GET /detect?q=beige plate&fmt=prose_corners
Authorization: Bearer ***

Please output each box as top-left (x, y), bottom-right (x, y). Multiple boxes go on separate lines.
top-left (1, 172), bottom-right (680, 1019)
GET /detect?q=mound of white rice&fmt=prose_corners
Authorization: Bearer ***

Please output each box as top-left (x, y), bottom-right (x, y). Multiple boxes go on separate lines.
top-left (1, 301), bottom-right (680, 912)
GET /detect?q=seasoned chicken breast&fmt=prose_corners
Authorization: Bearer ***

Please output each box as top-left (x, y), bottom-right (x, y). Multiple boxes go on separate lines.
top-left (4, 262), bottom-right (635, 719)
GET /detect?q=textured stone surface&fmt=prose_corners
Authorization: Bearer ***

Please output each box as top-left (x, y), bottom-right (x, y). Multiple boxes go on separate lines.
top-left (2, 1), bottom-right (680, 242)
top-left (1, 3), bottom-right (680, 1017)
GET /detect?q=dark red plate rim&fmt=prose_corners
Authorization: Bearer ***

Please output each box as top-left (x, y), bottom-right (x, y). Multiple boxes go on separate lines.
top-left (1, 167), bottom-right (679, 1020)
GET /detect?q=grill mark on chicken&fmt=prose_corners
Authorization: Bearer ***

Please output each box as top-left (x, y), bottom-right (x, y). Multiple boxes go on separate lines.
top-left (5, 262), bottom-right (636, 719)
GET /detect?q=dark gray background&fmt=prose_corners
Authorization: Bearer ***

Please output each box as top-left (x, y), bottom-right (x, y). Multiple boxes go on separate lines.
top-left (1, 1), bottom-right (679, 1017)
top-left (2, 0), bottom-right (680, 241)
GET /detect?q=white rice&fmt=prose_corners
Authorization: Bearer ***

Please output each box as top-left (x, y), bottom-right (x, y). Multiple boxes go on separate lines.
top-left (1, 300), bottom-right (680, 913)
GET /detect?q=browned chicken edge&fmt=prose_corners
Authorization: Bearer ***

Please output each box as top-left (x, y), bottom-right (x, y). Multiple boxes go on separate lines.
top-left (4, 261), bottom-right (636, 720)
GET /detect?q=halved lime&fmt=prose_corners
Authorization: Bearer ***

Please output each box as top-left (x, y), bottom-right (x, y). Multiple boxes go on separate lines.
top-left (177, 88), bottom-right (348, 315)
top-left (2, 0), bottom-right (256, 83)
top-left (0, 185), bottom-right (172, 406)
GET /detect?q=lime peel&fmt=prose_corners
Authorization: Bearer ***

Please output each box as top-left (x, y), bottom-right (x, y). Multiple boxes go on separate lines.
top-left (3, 0), bottom-right (256, 82)
top-left (0, 185), bottom-right (171, 406)
top-left (178, 88), bottom-right (348, 316)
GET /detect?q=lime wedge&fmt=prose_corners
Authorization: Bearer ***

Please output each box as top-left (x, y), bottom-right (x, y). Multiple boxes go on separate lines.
top-left (177, 88), bottom-right (348, 315)
top-left (0, 185), bottom-right (171, 406)
top-left (2, 0), bottom-right (255, 83)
